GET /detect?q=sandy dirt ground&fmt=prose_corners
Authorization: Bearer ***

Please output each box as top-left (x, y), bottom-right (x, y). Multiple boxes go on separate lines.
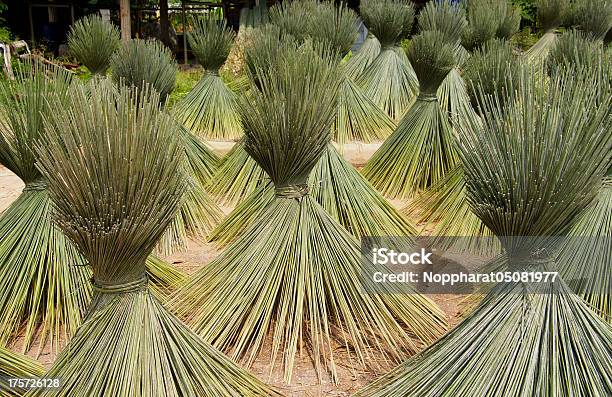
top-left (0, 145), bottom-right (473, 396)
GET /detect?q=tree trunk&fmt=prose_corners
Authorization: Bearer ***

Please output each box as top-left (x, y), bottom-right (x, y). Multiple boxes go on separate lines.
top-left (159, 0), bottom-right (170, 47)
top-left (120, 0), bottom-right (131, 41)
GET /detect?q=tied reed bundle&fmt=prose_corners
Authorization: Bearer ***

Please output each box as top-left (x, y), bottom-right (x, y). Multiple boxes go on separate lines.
top-left (172, 43), bottom-right (445, 384)
top-left (461, 0), bottom-right (521, 51)
top-left (363, 31), bottom-right (459, 199)
top-left (405, 39), bottom-right (521, 255)
top-left (357, 66), bottom-right (612, 397)
top-left (524, 0), bottom-right (571, 64)
top-left (320, 2), bottom-right (396, 144)
top-left (0, 346), bottom-right (44, 396)
top-left (28, 81), bottom-right (278, 397)
top-left (110, 39), bottom-right (177, 102)
top-left (0, 65), bottom-right (89, 352)
top-left (267, 0), bottom-right (397, 143)
top-left (571, 0), bottom-right (612, 40)
top-left (110, 38), bottom-right (223, 254)
top-left (357, 0), bottom-right (418, 120)
top-left (174, 16), bottom-right (242, 140)
top-left (209, 19), bottom-right (415, 245)
top-left (417, 0), bottom-right (472, 124)
top-left (67, 15), bottom-right (120, 75)
top-left (0, 64), bottom-right (184, 355)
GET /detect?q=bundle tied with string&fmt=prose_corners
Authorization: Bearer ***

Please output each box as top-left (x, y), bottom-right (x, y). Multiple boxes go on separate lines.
top-left (208, 10), bottom-right (416, 246)
top-left (0, 64), bottom-right (188, 356)
top-left (524, 0), bottom-right (570, 64)
top-left (110, 38), bottom-right (223, 254)
top-left (461, 0), bottom-right (521, 51)
top-left (28, 81), bottom-right (278, 397)
top-left (405, 38), bottom-right (521, 255)
top-left (67, 14), bottom-right (120, 75)
top-left (207, 25), bottom-right (288, 206)
top-left (172, 43), bottom-right (446, 384)
top-left (364, 31), bottom-right (458, 199)
top-left (314, 1), bottom-right (396, 144)
top-left (0, 64), bottom-right (89, 353)
top-left (357, 66), bottom-right (612, 397)
top-left (174, 16), bottom-right (242, 140)
top-left (357, 0), bottom-right (418, 120)
top-left (417, 0), bottom-right (471, 121)
top-left (571, 0), bottom-right (612, 40)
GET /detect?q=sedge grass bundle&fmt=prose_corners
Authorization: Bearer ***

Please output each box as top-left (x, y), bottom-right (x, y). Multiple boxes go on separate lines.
top-left (110, 39), bottom-right (177, 102)
top-left (524, 0), bottom-right (570, 64)
top-left (209, 23), bottom-right (411, 238)
top-left (174, 17), bottom-right (242, 140)
top-left (404, 39), bottom-right (521, 254)
top-left (110, 38), bottom-right (223, 254)
top-left (0, 347), bottom-right (44, 396)
top-left (363, 31), bottom-right (459, 199)
top-left (0, 66), bottom-right (89, 352)
top-left (172, 43), bottom-right (445, 384)
top-left (357, 66), bottom-right (612, 397)
top-left (0, 65), bottom-right (185, 355)
top-left (28, 81), bottom-right (278, 397)
top-left (67, 15), bottom-right (120, 75)
top-left (571, 0), bottom-right (612, 40)
top-left (417, 0), bottom-right (472, 121)
top-left (209, 18), bottom-right (393, 203)
top-left (265, 0), bottom-right (395, 143)
top-left (461, 0), bottom-right (521, 50)
top-left (207, 27), bottom-right (293, 205)
top-left (316, 2), bottom-right (396, 144)
top-left (357, 0), bottom-right (418, 120)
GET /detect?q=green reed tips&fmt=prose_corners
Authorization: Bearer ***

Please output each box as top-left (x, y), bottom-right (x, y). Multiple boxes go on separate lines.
top-left (67, 15), bottom-right (120, 75)
top-left (536, 0), bottom-right (570, 31)
top-left (111, 39), bottom-right (177, 102)
top-left (242, 43), bottom-right (339, 185)
top-left (407, 31), bottom-right (456, 95)
top-left (464, 38), bottom-right (522, 111)
top-left (462, 0), bottom-right (521, 50)
top-left (360, 0), bottom-right (414, 47)
top-left (188, 16), bottom-right (235, 72)
top-left (418, 0), bottom-right (468, 43)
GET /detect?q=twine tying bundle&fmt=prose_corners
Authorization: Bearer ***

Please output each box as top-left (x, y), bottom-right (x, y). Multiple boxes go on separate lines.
top-left (417, 92), bottom-right (438, 102)
top-left (23, 179), bottom-right (48, 192)
top-left (91, 275), bottom-right (149, 294)
top-left (275, 184), bottom-right (310, 199)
